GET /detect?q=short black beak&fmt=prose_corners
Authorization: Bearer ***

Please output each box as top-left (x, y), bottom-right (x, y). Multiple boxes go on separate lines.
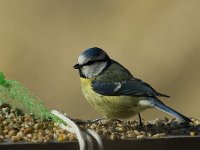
top-left (73, 64), bottom-right (81, 69)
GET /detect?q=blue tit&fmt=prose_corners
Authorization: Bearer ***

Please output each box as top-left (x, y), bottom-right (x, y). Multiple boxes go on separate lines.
top-left (73, 47), bottom-right (191, 123)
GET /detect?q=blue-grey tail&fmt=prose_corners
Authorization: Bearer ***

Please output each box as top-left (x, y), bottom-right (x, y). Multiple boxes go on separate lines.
top-left (156, 92), bottom-right (170, 98)
top-left (154, 101), bottom-right (191, 123)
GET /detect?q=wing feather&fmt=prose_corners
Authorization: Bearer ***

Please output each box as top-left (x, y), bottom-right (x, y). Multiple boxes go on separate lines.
top-left (92, 78), bottom-right (170, 97)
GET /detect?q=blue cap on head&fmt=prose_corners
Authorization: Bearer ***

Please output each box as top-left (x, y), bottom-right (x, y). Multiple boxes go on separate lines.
top-left (78, 47), bottom-right (110, 65)
top-left (82, 47), bottom-right (105, 58)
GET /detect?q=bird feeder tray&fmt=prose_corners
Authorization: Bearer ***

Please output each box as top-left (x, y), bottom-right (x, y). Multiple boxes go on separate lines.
top-left (0, 136), bottom-right (200, 150)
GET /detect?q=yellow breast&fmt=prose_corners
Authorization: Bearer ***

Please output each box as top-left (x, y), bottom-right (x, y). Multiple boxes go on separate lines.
top-left (80, 78), bottom-right (146, 119)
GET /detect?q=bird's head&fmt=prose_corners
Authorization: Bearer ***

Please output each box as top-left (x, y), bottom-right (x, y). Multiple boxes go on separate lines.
top-left (73, 47), bottom-right (111, 78)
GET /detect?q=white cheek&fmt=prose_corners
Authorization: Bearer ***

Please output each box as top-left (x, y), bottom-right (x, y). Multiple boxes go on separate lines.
top-left (82, 62), bottom-right (107, 78)
top-left (82, 66), bottom-right (94, 78)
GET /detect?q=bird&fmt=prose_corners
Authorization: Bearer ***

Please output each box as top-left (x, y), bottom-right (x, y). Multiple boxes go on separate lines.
top-left (73, 47), bottom-right (191, 124)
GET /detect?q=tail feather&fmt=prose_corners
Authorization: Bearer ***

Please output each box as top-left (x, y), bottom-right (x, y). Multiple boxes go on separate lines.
top-left (154, 101), bottom-right (191, 123)
top-left (156, 92), bottom-right (170, 98)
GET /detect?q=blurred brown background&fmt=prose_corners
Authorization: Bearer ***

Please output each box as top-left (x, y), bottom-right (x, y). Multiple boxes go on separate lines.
top-left (0, 0), bottom-right (200, 120)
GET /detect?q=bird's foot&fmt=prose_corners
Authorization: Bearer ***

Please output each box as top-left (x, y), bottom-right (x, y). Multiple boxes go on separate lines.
top-left (86, 117), bottom-right (105, 124)
top-left (87, 118), bottom-right (123, 125)
top-left (138, 113), bottom-right (144, 127)
top-left (104, 118), bottom-right (123, 124)
top-left (180, 121), bottom-right (191, 128)
top-left (73, 117), bottom-right (105, 125)
top-left (139, 121), bottom-right (143, 127)
top-left (72, 117), bottom-right (124, 126)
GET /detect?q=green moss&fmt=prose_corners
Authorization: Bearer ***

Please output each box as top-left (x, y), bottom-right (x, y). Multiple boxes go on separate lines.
top-left (0, 72), bottom-right (63, 123)
top-left (0, 72), bottom-right (5, 85)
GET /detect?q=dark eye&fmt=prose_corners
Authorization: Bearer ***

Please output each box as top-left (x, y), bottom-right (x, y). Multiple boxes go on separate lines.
top-left (85, 61), bottom-right (95, 66)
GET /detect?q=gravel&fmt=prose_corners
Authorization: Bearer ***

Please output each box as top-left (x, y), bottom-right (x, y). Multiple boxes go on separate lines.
top-left (0, 103), bottom-right (199, 143)
top-left (0, 104), bottom-right (76, 143)
top-left (81, 117), bottom-right (200, 140)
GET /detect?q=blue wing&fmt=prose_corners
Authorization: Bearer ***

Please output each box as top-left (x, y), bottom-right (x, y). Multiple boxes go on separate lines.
top-left (91, 78), bottom-right (170, 97)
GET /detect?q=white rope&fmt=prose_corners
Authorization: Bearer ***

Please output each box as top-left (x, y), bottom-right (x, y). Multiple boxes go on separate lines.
top-left (51, 110), bottom-right (104, 150)
top-left (51, 110), bottom-right (86, 150)
top-left (85, 129), bottom-right (104, 150)
top-left (82, 132), bottom-right (93, 150)
top-left (59, 124), bottom-right (93, 150)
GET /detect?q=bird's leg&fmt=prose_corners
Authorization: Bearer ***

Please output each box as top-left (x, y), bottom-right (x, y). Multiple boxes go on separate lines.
top-left (138, 113), bottom-right (143, 126)
top-left (110, 118), bottom-right (123, 123)
top-left (70, 118), bottom-right (85, 124)
top-left (73, 117), bottom-right (105, 125)
top-left (86, 118), bottom-right (123, 124)
top-left (86, 117), bottom-right (105, 124)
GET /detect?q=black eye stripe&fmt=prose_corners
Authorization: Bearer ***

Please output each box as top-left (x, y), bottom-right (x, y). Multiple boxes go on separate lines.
top-left (85, 61), bottom-right (95, 65)
top-left (83, 59), bottom-right (106, 66)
